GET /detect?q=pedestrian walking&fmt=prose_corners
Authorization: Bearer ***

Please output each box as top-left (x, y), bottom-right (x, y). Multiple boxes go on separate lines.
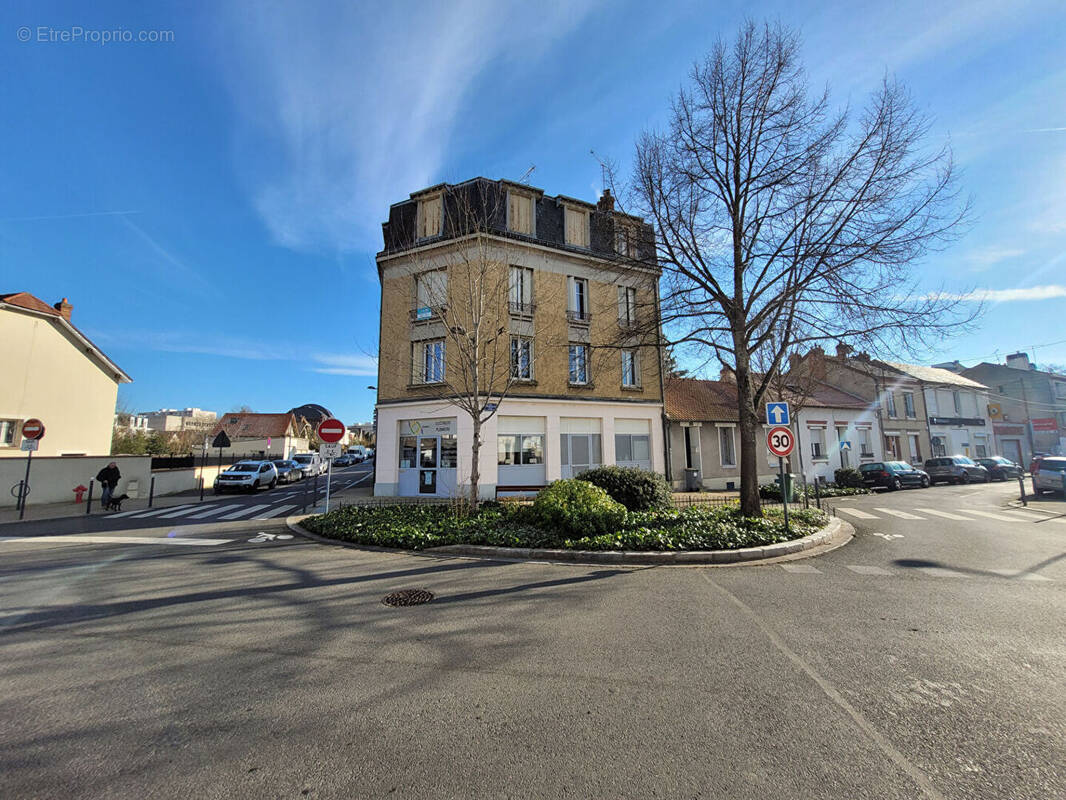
top-left (96, 462), bottom-right (121, 509)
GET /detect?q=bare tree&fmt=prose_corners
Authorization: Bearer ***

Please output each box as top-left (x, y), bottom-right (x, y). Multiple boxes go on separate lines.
top-left (403, 183), bottom-right (564, 506)
top-left (631, 20), bottom-right (976, 515)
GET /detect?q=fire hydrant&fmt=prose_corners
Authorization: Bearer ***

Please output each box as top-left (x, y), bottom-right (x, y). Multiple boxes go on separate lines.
top-left (74, 484), bottom-right (87, 503)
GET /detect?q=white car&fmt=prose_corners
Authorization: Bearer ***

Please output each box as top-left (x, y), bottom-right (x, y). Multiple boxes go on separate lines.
top-left (1032, 456), bottom-right (1066, 498)
top-left (292, 452), bottom-right (326, 476)
top-left (214, 461), bottom-right (278, 493)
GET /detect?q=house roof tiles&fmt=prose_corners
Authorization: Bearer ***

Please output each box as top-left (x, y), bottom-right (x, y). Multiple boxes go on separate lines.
top-left (209, 412), bottom-right (297, 439)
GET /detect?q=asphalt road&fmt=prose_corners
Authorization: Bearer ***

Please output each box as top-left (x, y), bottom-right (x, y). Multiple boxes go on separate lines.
top-left (1, 461), bottom-right (375, 536)
top-left (1, 481), bottom-right (1063, 799)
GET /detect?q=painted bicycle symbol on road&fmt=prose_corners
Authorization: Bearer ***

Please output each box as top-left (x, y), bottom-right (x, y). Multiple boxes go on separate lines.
top-left (248, 532), bottom-right (294, 544)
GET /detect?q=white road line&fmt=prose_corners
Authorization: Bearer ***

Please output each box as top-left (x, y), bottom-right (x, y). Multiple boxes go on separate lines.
top-left (219, 504), bottom-right (271, 520)
top-left (986, 569), bottom-right (1052, 582)
top-left (159, 504), bottom-right (219, 519)
top-left (846, 565), bottom-right (892, 575)
top-left (873, 508), bottom-right (924, 520)
top-left (836, 508), bottom-right (880, 520)
top-left (917, 566), bottom-right (968, 579)
top-left (913, 508), bottom-right (972, 521)
top-left (124, 504), bottom-right (194, 519)
top-left (0, 535), bottom-right (231, 546)
top-left (961, 509), bottom-right (1029, 523)
top-left (254, 504), bottom-right (297, 520)
top-left (187, 503), bottom-right (243, 519)
top-left (780, 563), bottom-right (822, 574)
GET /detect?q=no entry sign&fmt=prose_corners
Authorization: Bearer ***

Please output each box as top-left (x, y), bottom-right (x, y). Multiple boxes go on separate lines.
top-left (766, 426), bottom-right (794, 458)
top-left (21, 419), bottom-right (45, 440)
top-left (317, 417), bottom-right (346, 444)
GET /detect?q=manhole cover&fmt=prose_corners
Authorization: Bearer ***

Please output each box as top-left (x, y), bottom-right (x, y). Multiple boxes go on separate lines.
top-left (382, 588), bottom-right (434, 607)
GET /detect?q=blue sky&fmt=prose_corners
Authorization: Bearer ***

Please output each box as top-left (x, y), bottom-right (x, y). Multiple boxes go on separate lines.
top-left (3, 0), bottom-right (1065, 423)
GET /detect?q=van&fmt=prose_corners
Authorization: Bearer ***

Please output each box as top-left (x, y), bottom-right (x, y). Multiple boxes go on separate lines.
top-left (292, 452), bottom-right (325, 476)
top-left (348, 445), bottom-right (367, 462)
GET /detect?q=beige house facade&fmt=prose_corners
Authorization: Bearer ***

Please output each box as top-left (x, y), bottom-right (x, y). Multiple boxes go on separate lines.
top-left (0, 292), bottom-right (131, 458)
top-left (374, 178), bottom-right (665, 499)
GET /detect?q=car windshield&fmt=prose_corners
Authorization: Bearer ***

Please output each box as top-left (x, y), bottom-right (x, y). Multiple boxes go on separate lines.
top-left (293, 456), bottom-right (311, 464)
top-left (1038, 460), bottom-right (1066, 472)
top-left (956, 457), bottom-right (975, 465)
top-left (273, 461), bottom-right (292, 467)
top-left (229, 463), bottom-right (260, 472)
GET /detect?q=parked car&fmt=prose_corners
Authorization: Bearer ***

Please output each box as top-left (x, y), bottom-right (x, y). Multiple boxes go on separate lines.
top-left (272, 459), bottom-right (303, 483)
top-left (365, 447), bottom-right (374, 459)
top-left (975, 456), bottom-right (1022, 481)
top-left (859, 461), bottom-right (930, 490)
top-left (292, 452), bottom-right (325, 476)
top-left (214, 461), bottom-right (278, 493)
top-left (1031, 456), bottom-right (1066, 497)
top-left (923, 456), bottom-right (989, 485)
top-left (333, 454), bottom-right (353, 467)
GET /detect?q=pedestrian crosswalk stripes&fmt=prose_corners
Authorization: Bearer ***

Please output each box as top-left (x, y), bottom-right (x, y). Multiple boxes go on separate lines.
top-left (219, 503), bottom-right (271, 520)
top-left (912, 508), bottom-right (972, 521)
top-left (961, 509), bottom-right (1027, 523)
top-left (872, 508), bottom-right (923, 520)
top-left (93, 498), bottom-right (313, 524)
top-left (836, 508), bottom-right (879, 519)
top-left (158, 504), bottom-right (219, 519)
top-left (254, 504), bottom-right (297, 520)
top-left (187, 503), bottom-right (243, 519)
top-left (120, 504), bottom-right (194, 519)
top-left (833, 505), bottom-right (1066, 524)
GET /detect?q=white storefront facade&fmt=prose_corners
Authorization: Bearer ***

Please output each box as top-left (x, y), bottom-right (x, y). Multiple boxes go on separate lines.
top-left (923, 384), bottom-right (992, 459)
top-left (374, 397), bottom-right (665, 500)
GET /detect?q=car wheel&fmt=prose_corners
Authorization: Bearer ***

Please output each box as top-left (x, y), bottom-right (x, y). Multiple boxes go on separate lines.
top-left (269, 478), bottom-right (277, 489)
top-left (251, 481), bottom-right (259, 492)
top-left (960, 473), bottom-right (970, 485)
top-left (921, 476), bottom-right (929, 488)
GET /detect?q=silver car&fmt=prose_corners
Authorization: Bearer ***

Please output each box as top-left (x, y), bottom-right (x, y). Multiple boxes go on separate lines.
top-left (214, 461), bottom-right (278, 493)
top-left (1032, 456), bottom-right (1066, 498)
top-left (922, 456), bottom-right (989, 485)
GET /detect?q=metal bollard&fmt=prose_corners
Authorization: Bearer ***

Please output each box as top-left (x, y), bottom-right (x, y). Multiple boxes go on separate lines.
top-left (199, 476), bottom-right (205, 502)
top-left (1017, 473), bottom-right (1027, 506)
top-left (814, 479), bottom-right (822, 510)
top-left (148, 476), bottom-right (156, 508)
top-left (85, 480), bottom-right (94, 514)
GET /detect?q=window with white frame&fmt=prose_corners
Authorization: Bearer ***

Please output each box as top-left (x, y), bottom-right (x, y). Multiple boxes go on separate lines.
top-left (510, 336), bottom-right (533, 380)
top-left (497, 434), bottom-right (544, 465)
top-left (509, 266), bottom-right (533, 313)
top-left (810, 427), bottom-right (826, 459)
top-left (614, 223), bottom-right (638, 257)
top-left (564, 206), bottom-right (590, 247)
top-left (903, 392), bottom-right (916, 418)
top-left (415, 270), bottom-right (447, 315)
top-left (415, 339), bottom-right (445, 384)
top-left (568, 344), bottom-right (589, 384)
top-left (719, 426), bottom-right (736, 467)
top-left (621, 349), bottom-right (639, 387)
top-left (507, 191), bottom-right (534, 235)
top-left (952, 390), bottom-right (962, 415)
top-left (858, 427), bottom-right (873, 457)
top-left (615, 433), bottom-right (651, 465)
top-left (885, 392), bottom-right (898, 418)
top-left (417, 194), bottom-right (443, 239)
top-left (618, 286), bottom-right (637, 326)
top-left (568, 277), bottom-right (589, 321)
top-left (0, 419), bottom-right (17, 447)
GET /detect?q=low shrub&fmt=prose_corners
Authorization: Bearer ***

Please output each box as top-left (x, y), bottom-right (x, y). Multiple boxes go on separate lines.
top-left (578, 466), bottom-right (673, 511)
top-left (834, 467), bottom-right (864, 488)
top-left (532, 479), bottom-right (627, 536)
top-left (761, 482), bottom-right (870, 501)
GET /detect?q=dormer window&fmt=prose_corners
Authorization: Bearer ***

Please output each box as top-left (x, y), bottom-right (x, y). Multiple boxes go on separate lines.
top-left (507, 191), bottom-right (535, 235)
top-left (417, 194), bottom-right (443, 239)
top-left (614, 223), bottom-right (638, 258)
top-left (564, 206), bottom-right (590, 248)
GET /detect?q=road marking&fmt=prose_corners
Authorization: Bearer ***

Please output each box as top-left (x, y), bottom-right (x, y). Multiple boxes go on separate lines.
top-left (187, 503), bottom-right (243, 519)
top-left (254, 504), bottom-right (297, 519)
top-left (248, 532), bottom-right (294, 543)
top-left (836, 508), bottom-right (880, 519)
top-left (846, 565), bottom-right (892, 575)
top-left (913, 508), bottom-right (972, 521)
top-left (961, 509), bottom-right (1029, 523)
top-left (779, 563), bottom-right (822, 574)
top-left (0, 535), bottom-right (231, 546)
top-left (873, 532), bottom-right (904, 541)
top-left (873, 508), bottom-right (923, 520)
top-left (219, 503), bottom-right (271, 520)
top-left (124, 504), bottom-right (195, 519)
top-left (917, 567), bottom-right (968, 579)
top-left (986, 569), bottom-right (1052, 582)
top-left (158, 504), bottom-right (218, 519)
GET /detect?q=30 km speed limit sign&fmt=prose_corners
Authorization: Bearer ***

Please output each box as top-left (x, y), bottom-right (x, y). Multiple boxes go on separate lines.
top-left (766, 426), bottom-right (795, 458)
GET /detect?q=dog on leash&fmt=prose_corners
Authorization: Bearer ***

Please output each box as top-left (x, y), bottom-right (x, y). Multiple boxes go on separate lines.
top-left (104, 493), bottom-right (130, 512)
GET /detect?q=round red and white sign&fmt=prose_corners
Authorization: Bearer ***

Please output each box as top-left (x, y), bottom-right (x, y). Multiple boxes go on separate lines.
top-left (317, 417), bottom-right (346, 444)
top-left (766, 426), bottom-right (794, 458)
top-left (21, 418), bottom-right (45, 440)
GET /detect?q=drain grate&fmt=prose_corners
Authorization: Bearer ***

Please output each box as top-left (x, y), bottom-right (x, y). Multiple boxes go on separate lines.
top-left (382, 588), bottom-right (434, 607)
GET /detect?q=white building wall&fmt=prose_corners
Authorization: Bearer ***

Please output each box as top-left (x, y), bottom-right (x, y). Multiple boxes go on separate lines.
top-left (794, 408), bottom-right (883, 484)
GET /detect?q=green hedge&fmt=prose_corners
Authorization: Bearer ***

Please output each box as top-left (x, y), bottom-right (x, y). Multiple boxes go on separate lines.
top-left (760, 482), bottom-right (870, 501)
top-left (532, 479), bottom-right (627, 536)
top-left (834, 468), bottom-right (865, 488)
top-left (577, 466), bottom-right (673, 511)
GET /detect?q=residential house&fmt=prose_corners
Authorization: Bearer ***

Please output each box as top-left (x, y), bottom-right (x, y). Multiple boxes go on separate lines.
top-left (373, 178), bottom-right (664, 498)
top-left (1, 292), bottom-right (131, 457)
top-left (140, 407), bottom-right (218, 433)
top-left (961, 353), bottom-right (1066, 463)
top-left (789, 381), bottom-right (882, 484)
top-left (207, 412), bottom-right (308, 458)
top-left (663, 377), bottom-right (776, 491)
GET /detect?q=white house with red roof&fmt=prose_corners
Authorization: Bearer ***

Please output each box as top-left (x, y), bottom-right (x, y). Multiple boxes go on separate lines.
top-left (0, 292), bottom-right (131, 457)
top-left (788, 380), bottom-right (884, 484)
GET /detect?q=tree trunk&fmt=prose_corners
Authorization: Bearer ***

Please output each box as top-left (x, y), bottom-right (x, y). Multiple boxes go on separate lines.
top-left (734, 347), bottom-right (763, 517)
top-left (469, 415), bottom-right (481, 509)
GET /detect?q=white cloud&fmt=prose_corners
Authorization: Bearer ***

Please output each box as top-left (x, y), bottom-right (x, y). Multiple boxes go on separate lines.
top-left (217, 0), bottom-right (600, 253)
top-left (964, 247), bottom-right (1026, 268)
top-left (928, 285), bottom-right (1066, 302)
top-left (310, 353), bottom-right (377, 377)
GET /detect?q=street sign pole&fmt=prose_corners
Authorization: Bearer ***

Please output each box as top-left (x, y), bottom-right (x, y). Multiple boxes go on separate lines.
top-left (18, 448), bottom-right (32, 520)
top-left (779, 456), bottom-right (789, 536)
top-left (324, 458), bottom-right (332, 513)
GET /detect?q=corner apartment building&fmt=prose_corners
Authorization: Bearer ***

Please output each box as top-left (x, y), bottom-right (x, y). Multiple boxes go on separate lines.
top-left (373, 178), bottom-right (665, 499)
top-left (1, 292), bottom-right (131, 457)
top-left (962, 353), bottom-right (1066, 463)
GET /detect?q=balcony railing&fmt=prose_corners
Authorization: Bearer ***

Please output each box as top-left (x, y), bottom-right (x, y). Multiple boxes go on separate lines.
top-left (410, 305), bottom-right (447, 322)
top-left (566, 309), bottom-right (592, 325)
top-left (509, 301), bottom-right (536, 317)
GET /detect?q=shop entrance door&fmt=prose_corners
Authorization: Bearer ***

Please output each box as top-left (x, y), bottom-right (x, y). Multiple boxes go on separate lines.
top-left (419, 437), bottom-right (438, 494)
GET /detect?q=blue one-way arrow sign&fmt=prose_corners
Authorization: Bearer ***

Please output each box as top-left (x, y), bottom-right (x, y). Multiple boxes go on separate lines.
top-left (766, 402), bottom-right (790, 426)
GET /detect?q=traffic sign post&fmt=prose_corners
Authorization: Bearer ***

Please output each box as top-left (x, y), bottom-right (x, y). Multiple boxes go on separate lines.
top-left (766, 425), bottom-right (795, 536)
top-left (17, 418), bottom-right (46, 520)
top-left (316, 419), bottom-right (346, 513)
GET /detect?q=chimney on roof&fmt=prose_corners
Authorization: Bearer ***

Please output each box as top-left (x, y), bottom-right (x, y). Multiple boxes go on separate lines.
top-left (789, 353), bottom-right (802, 371)
top-left (597, 188), bottom-right (615, 213)
top-left (1005, 352), bottom-right (1031, 371)
top-left (835, 342), bottom-right (853, 361)
top-left (719, 365), bottom-right (736, 383)
top-left (53, 298), bottom-right (72, 320)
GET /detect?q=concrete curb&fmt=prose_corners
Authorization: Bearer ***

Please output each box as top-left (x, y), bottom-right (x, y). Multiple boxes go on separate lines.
top-left (285, 514), bottom-right (849, 567)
